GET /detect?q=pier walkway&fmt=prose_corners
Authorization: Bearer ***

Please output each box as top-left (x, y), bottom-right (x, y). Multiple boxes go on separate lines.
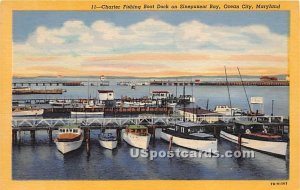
top-left (12, 115), bottom-right (288, 146)
top-left (12, 115), bottom-right (287, 129)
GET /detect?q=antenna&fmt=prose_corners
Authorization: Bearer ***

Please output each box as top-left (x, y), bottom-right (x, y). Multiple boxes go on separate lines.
top-left (224, 66), bottom-right (233, 117)
top-left (237, 67), bottom-right (252, 113)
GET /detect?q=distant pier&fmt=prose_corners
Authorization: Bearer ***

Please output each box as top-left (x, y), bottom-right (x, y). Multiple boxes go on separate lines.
top-left (12, 80), bottom-right (109, 87)
top-left (12, 79), bottom-right (289, 87)
top-left (150, 80), bottom-right (289, 86)
top-left (13, 89), bottom-right (65, 95)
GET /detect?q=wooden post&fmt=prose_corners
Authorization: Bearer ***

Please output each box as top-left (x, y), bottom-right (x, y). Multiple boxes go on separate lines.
top-left (168, 136), bottom-right (173, 151)
top-left (238, 134), bottom-right (242, 150)
top-left (214, 126), bottom-right (217, 137)
top-left (83, 128), bottom-right (87, 141)
top-left (30, 130), bottom-right (36, 144)
top-left (12, 130), bottom-right (14, 144)
top-left (48, 128), bottom-right (53, 143)
top-left (18, 129), bottom-right (21, 145)
top-left (12, 130), bottom-right (17, 144)
top-left (85, 128), bottom-right (91, 155)
top-left (14, 130), bottom-right (18, 144)
top-left (152, 125), bottom-right (156, 146)
top-left (116, 128), bottom-right (122, 145)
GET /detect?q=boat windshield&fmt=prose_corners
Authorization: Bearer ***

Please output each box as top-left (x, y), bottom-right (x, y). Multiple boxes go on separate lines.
top-left (59, 128), bottom-right (79, 133)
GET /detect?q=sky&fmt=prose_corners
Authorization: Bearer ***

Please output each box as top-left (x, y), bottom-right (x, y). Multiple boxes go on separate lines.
top-left (13, 11), bottom-right (289, 77)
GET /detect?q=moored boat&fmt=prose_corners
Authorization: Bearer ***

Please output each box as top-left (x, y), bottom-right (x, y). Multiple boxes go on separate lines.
top-left (220, 120), bottom-right (288, 158)
top-left (55, 125), bottom-right (83, 154)
top-left (214, 105), bottom-right (242, 116)
top-left (178, 95), bottom-right (195, 104)
top-left (71, 111), bottom-right (104, 117)
top-left (12, 86), bottom-right (31, 92)
top-left (98, 132), bottom-right (117, 150)
top-left (12, 106), bottom-right (44, 117)
top-left (123, 125), bottom-right (150, 149)
top-left (161, 121), bottom-right (217, 153)
top-left (49, 100), bottom-right (71, 106)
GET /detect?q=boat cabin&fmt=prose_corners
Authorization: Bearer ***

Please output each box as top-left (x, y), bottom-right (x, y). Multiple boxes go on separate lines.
top-left (224, 120), bottom-right (287, 142)
top-left (57, 126), bottom-right (81, 142)
top-left (58, 127), bottom-right (80, 134)
top-left (163, 121), bottom-right (215, 140)
top-left (214, 105), bottom-right (242, 116)
top-left (126, 125), bottom-right (148, 136)
top-left (12, 106), bottom-right (40, 111)
top-left (151, 90), bottom-right (171, 100)
top-left (173, 121), bottom-right (208, 134)
top-left (215, 105), bottom-right (231, 112)
top-left (227, 121), bottom-right (265, 134)
top-left (99, 133), bottom-right (117, 141)
top-left (98, 90), bottom-right (114, 101)
top-left (178, 108), bottom-right (222, 123)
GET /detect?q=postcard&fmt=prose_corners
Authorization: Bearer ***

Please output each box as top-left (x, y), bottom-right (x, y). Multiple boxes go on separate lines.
top-left (0, 0), bottom-right (299, 190)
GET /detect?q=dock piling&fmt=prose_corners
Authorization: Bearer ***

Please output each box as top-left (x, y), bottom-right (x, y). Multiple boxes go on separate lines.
top-left (213, 126), bottom-right (217, 137)
top-left (48, 128), bottom-right (53, 143)
top-left (238, 134), bottom-right (242, 150)
top-left (151, 126), bottom-right (156, 145)
top-left (12, 130), bottom-right (18, 144)
top-left (18, 130), bottom-right (22, 145)
top-left (116, 128), bottom-right (122, 145)
top-left (168, 136), bottom-right (173, 151)
top-left (85, 128), bottom-right (91, 155)
top-left (30, 130), bottom-right (36, 144)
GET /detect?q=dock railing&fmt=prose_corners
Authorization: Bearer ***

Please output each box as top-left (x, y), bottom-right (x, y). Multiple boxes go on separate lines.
top-left (12, 115), bottom-right (287, 129)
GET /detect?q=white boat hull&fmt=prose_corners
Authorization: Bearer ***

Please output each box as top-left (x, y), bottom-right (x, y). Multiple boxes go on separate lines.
top-left (13, 109), bottom-right (44, 116)
top-left (55, 139), bottom-right (83, 154)
top-left (220, 130), bottom-right (287, 157)
top-left (71, 111), bottom-right (104, 117)
top-left (99, 140), bottom-right (118, 150)
top-left (123, 132), bottom-right (150, 149)
top-left (161, 131), bottom-right (218, 153)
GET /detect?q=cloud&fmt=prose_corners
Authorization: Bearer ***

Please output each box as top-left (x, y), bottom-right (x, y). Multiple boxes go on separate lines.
top-left (15, 18), bottom-right (287, 55)
top-left (13, 18), bottom-right (288, 76)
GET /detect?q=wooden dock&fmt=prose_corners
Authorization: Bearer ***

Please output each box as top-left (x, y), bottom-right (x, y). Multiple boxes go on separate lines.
top-left (12, 116), bottom-right (289, 147)
top-left (44, 107), bottom-right (173, 115)
top-left (12, 98), bottom-right (164, 105)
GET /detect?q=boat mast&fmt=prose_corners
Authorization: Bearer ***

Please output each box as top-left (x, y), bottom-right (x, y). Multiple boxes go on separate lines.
top-left (175, 78), bottom-right (178, 103)
top-left (86, 79), bottom-right (89, 118)
top-left (191, 77), bottom-right (195, 121)
top-left (87, 79), bottom-right (90, 101)
top-left (206, 98), bottom-right (209, 110)
top-left (183, 84), bottom-right (186, 122)
top-left (224, 66), bottom-right (233, 117)
top-left (237, 67), bottom-right (252, 113)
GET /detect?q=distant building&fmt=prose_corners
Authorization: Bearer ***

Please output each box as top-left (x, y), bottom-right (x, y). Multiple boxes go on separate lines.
top-left (194, 79), bottom-right (201, 85)
top-left (178, 108), bottom-right (222, 123)
top-left (100, 75), bottom-right (105, 81)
